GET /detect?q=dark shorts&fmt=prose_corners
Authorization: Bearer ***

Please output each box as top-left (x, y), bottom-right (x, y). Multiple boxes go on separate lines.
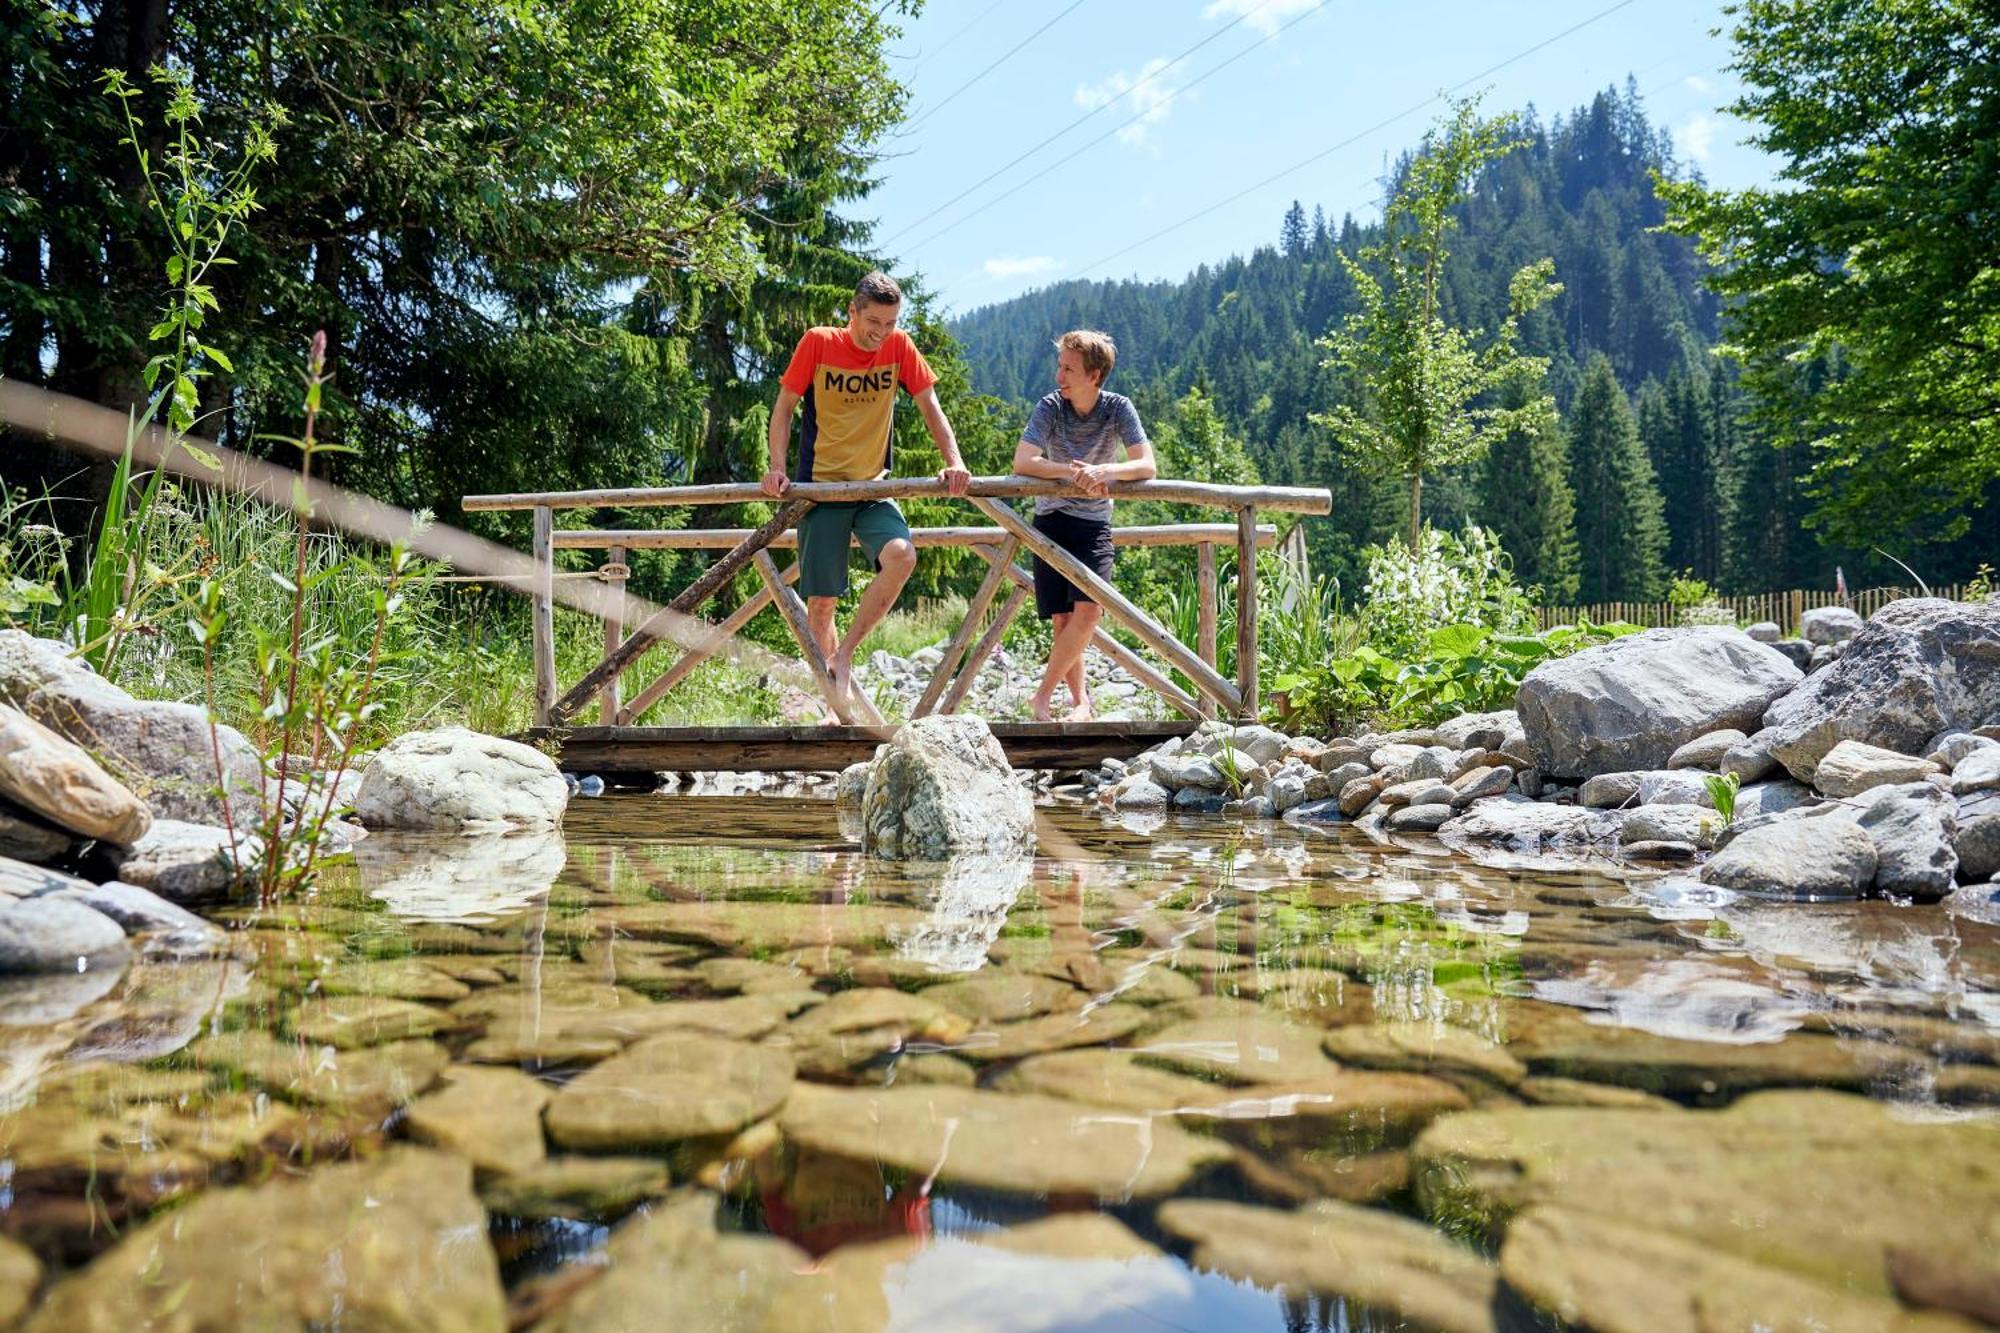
top-left (1031, 510), bottom-right (1114, 618)
top-left (798, 501), bottom-right (910, 599)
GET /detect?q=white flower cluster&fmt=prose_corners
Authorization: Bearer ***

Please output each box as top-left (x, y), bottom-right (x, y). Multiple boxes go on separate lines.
top-left (1362, 525), bottom-right (1530, 655)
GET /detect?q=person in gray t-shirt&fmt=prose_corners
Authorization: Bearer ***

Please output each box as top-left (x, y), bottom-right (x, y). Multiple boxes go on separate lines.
top-left (1010, 329), bottom-right (1156, 722)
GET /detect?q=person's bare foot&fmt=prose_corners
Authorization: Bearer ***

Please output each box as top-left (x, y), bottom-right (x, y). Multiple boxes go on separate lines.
top-left (1064, 699), bottom-right (1096, 722)
top-left (1029, 690), bottom-right (1055, 723)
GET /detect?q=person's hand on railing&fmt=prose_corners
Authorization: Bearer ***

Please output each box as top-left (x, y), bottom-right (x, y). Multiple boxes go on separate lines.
top-left (1070, 460), bottom-right (1111, 497)
top-left (760, 468), bottom-right (791, 498)
top-left (938, 464), bottom-right (971, 496)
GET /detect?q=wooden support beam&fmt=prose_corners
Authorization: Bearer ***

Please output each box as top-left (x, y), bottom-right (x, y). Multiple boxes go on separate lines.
top-left (753, 550), bottom-right (857, 726)
top-left (532, 506), bottom-right (556, 727)
top-left (617, 563), bottom-right (798, 724)
top-left (551, 523), bottom-right (1281, 551)
top-left (466, 476), bottom-right (1334, 516)
top-left (599, 544), bottom-right (626, 724)
top-left (968, 497), bottom-right (1241, 715)
top-left (522, 721), bottom-right (1197, 774)
top-left (941, 584), bottom-right (1029, 715)
top-left (549, 498), bottom-right (812, 725)
top-left (1236, 505), bottom-right (1258, 719)
top-left (977, 550), bottom-right (1209, 721)
top-left (913, 536), bottom-right (1019, 718)
top-left (1196, 542), bottom-right (1218, 669)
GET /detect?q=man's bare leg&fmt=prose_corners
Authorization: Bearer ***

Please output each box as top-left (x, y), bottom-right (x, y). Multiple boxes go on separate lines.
top-left (1032, 601), bottom-right (1100, 722)
top-left (1062, 603), bottom-right (1101, 720)
top-left (805, 595), bottom-right (843, 724)
top-left (831, 539), bottom-right (916, 704)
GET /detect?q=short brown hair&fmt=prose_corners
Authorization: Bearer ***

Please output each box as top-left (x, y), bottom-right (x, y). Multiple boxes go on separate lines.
top-left (1055, 329), bottom-right (1116, 384)
top-left (854, 271), bottom-right (903, 308)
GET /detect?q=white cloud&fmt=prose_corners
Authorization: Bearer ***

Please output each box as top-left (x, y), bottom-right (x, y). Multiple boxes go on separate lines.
top-left (1201, 0), bottom-right (1322, 38)
top-left (1684, 74), bottom-right (1712, 94)
top-left (1675, 114), bottom-right (1718, 163)
top-left (982, 255), bottom-right (1062, 280)
top-left (1075, 57), bottom-right (1182, 147)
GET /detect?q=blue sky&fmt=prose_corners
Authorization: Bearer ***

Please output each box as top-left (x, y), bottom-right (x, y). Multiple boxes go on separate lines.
top-left (865, 0), bottom-right (1777, 316)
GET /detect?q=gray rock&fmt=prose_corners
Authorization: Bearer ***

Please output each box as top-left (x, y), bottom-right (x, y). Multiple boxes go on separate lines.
top-left (1734, 779), bottom-right (1816, 820)
top-left (1809, 643), bottom-right (1839, 672)
top-left (1801, 605), bottom-right (1865, 645)
top-left (1515, 768), bottom-right (1545, 799)
top-left (1770, 638), bottom-right (1814, 670)
top-left (1386, 803), bottom-right (1452, 833)
top-left (1637, 770), bottom-right (1717, 808)
top-left (1316, 742), bottom-right (1374, 772)
top-left (0, 795), bottom-right (74, 863)
top-left (1267, 774), bottom-right (1309, 813)
top-left (1, 855), bottom-right (96, 902)
top-left (51, 879), bottom-right (225, 950)
top-left (1436, 797), bottom-right (1619, 851)
top-left (1401, 746), bottom-right (1456, 782)
top-left (1166, 755), bottom-right (1228, 792)
top-left (1450, 765), bottom-right (1514, 805)
top-left (1761, 598), bottom-right (2000, 784)
top-left (1282, 797), bottom-right (1346, 825)
top-left (1951, 746), bottom-right (2000, 794)
top-left (355, 726), bottom-right (569, 830)
top-left (1700, 818), bottom-right (1878, 899)
top-left (1667, 728), bottom-right (1747, 771)
top-left (1224, 795), bottom-right (1276, 820)
top-left (1172, 788), bottom-right (1228, 814)
top-left (1812, 739), bottom-right (1940, 798)
top-left (107, 819), bottom-right (258, 903)
top-left (1434, 710), bottom-right (1517, 751)
top-left (0, 894), bottom-right (130, 973)
top-left (1956, 791), bottom-right (2000, 882)
top-left (1320, 760), bottom-right (1372, 791)
top-left (1721, 730), bottom-right (1782, 782)
top-left (1223, 725), bottom-right (1288, 765)
top-left (1851, 783), bottom-right (1958, 899)
top-left (1406, 782), bottom-right (1458, 807)
top-left (1621, 839), bottom-right (1698, 861)
top-left (832, 761), bottom-right (871, 808)
top-left (1744, 622), bottom-right (1781, 643)
top-left (0, 629), bottom-right (260, 826)
top-left (1375, 779), bottom-right (1430, 808)
top-left (1367, 743), bottom-right (1424, 773)
top-left (1620, 804), bottom-right (1725, 850)
top-left (1926, 730), bottom-right (1997, 768)
top-left (1338, 775), bottom-right (1384, 816)
top-left (0, 702), bottom-right (152, 846)
top-left (863, 717), bottom-right (1033, 859)
top-left (1111, 778), bottom-right (1170, 811)
top-left (1577, 771), bottom-right (1644, 808)
top-left (1517, 627), bottom-right (1802, 779)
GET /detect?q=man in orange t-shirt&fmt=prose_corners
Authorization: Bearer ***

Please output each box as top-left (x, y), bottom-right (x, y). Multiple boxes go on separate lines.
top-left (764, 271), bottom-right (970, 707)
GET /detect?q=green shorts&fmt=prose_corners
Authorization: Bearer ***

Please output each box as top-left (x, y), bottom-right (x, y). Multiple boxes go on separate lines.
top-left (797, 501), bottom-right (911, 599)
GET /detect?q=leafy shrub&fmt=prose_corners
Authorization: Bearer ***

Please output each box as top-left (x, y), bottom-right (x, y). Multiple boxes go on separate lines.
top-left (1360, 525), bottom-right (1534, 659)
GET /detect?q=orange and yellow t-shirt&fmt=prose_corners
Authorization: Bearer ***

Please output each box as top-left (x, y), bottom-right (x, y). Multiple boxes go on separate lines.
top-left (779, 326), bottom-right (938, 482)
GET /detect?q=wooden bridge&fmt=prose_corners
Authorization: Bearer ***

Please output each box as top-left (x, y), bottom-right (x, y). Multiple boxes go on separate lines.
top-left (461, 477), bottom-right (1332, 773)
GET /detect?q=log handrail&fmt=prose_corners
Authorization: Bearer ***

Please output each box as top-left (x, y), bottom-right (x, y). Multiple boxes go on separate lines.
top-left (463, 476), bottom-right (1332, 515)
top-left (549, 522), bottom-right (1279, 550)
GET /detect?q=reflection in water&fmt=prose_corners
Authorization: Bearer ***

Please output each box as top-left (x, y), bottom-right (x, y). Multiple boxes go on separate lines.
top-left (0, 794), bottom-right (1995, 1332)
top-left (357, 829), bottom-right (565, 922)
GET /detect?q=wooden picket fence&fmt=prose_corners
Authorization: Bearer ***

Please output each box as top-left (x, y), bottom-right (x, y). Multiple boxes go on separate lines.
top-left (1535, 584), bottom-right (1974, 636)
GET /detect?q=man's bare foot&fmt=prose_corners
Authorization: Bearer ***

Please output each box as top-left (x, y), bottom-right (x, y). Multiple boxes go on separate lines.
top-left (1029, 691), bottom-right (1055, 723)
top-left (1064, 700), bottom-right (1096, 722)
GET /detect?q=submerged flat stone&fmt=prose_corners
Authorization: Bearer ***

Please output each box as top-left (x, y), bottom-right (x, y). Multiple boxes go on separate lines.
top-left (774, 989), bottom-right (970, 1077)
top-left (919, 971), bottom-right (1082, 1023)
top-left (988, 1050), bottom-right (1226, 1113)
top-left (195, 1029), bottom-right (448, 1111)
top-left (1321, 1021), bottom-right (1527, 1086)
top-left (1134, 1014), bottom-right (1340, 1084)
top-left (24, 1146), bottom-right (504, 1333)
top-left (312, 957), bottom-right (471, 1003)
top-left (404, 1064), bottom-right (551, 1176)
top-left (1413, 1089), bottom-right (2000, 1314)
top-left (544, 1032), bottom-right (794, 1149)
top-left (289, 993), bottom-right (456, 1049)
top-left (955, 1003), bottom-right (1148, 1064)
top-left (778, 1083), bottom-right (1231, 1200)
top-left (1157, 1198), bottom-right (1500, 1333)
top-left (480, 1156), bottom-right (669, 1221)
top-left (0, 1234), bottom-right (37, 1329)
top-left (1182, 1071), bottom-right (1471, 1154)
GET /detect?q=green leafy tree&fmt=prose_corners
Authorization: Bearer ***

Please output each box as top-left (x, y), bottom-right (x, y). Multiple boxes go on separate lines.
top-left (1569, 354), bottom-right (1668, 602)
top-left (1478, 381), bottom-right (1580, 602)
top-left (1657, 0), bottom-right (2000, 545)
top-left (1315, 99), bottom-right (1563, 547)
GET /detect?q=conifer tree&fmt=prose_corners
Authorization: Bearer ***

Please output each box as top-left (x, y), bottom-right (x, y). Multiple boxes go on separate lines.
top-left (1281, 201), bottom-right (1308, 257)
top-left (1569, 354), bottom-right (1668, 601)
top-left (1478, 381), bottom-right (1580, 601)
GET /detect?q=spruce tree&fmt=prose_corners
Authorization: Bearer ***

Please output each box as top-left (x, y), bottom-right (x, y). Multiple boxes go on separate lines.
top-left (1478, 381), bottom-right (1580, 601)
top-left (1569, 353), bottom-right (1668, 602)
top-left (1281, 201), bottom-right (1308, 257)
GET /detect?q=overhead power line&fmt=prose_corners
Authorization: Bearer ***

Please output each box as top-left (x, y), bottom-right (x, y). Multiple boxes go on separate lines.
top-left (906, 0), bottom-right (1092, 131)
top-left (882, 0), bottom-right (1292, 247)
top-left (1070, 0), bottom-right (1643, 281)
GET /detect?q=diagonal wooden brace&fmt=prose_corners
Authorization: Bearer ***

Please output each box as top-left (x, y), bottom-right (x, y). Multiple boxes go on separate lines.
top-left (940, 583), bottom-right (1030, 715)
top-left (549, 498), bottom-right (813, 725)
top-left (617, 562), bottom-right (798, 724)
top-left (913, 537), bottom-right (1018, 718)
top-left (753, 550), bottom-right (859, 725)
top-left (968, 497), bottom-right (1241, 715)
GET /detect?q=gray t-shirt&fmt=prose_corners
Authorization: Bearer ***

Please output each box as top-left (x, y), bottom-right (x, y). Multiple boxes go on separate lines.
top-left (1022, 391), bottom-right (1148, 519)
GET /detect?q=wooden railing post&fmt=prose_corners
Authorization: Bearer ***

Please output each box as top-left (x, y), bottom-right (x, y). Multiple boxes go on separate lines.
top-left (532, 505), bottom-right (556, 727)
top-left (913, 537), bottom-right (1017, 718)
top-left (1236, 505), bottom-right (1257, 719)
top-left (599, 543), bottom-right (626, 724)
top-left (1196, 542), bottom-right (1218, 668)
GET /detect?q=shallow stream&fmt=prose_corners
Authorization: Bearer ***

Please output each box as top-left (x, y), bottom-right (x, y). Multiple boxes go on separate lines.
top-left (3, 794), bottom-right (1997, 1330)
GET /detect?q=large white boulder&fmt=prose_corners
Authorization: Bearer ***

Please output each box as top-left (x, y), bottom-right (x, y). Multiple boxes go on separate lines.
top-left (0, 630), bottom-right (260, 825)
top-left (1761, 599), bottom-right (2000, 784)
top-left (1800, 605), bottom-right (1864, 645)
top-left (1515, 629), bottom-right (1802, 779)
top-left (353, 727), bottom-right (568, 830)
top-left (863, 716), bottom-right (1033, 859)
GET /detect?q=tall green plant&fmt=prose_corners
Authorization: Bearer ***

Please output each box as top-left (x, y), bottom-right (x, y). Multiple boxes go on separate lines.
top-left (1315, 97), bottom-right (1562, 547)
